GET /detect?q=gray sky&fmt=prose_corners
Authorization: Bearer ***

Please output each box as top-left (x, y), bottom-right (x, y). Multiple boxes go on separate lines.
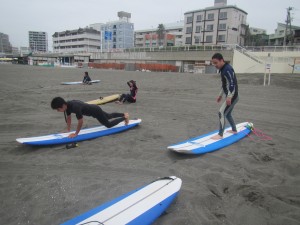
top-left (1, 0), bottom-right (299, 49)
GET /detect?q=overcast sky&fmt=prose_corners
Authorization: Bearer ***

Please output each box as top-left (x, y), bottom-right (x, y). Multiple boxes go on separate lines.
top-left (0, 0), bottom-right (299, 48)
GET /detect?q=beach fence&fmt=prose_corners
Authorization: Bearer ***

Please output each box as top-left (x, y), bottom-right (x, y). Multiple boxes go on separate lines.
top-left (82, 62), bottom-right (179, 72)
top-left (87, 62), bottom-right (125, 70)
top-left (135, 63), bottom-right (178, 72)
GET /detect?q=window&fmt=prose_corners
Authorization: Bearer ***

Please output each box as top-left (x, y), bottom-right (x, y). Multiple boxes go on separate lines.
top-left (196, 26), bottom-right (202, 33)
top-left (218, 24), bottom-right (226, 30)
top-left (196, 15), bottom-right (202, 22)
top-left (206, 24), bottom-right (214, 31)
top-left (185, 37), bottom-right (192, 44)
top-left (219, 12), bottom-right (227, 19)
top-left (206, 35), bottom-right (213, 43)
top-left (186, 27), bottom-right (192, 34)
top-left (194, 36), bottom-right (201, 43)
top-left (187, 16), bottom-right (193, 24)
top-left (207, 13), bottom-right (214, 20)
top-left (218, 35), bottom-right (225, 42)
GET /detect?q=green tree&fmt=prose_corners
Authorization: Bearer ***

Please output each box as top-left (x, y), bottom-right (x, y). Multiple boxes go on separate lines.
top-left (157, 24), bottom-right (165, 47)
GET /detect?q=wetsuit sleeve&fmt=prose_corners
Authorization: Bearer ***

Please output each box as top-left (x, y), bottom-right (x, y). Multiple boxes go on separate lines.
top-left (224, 69), bottom-right (236, 98)
top-left (66, 109), bottom-right (71, 116)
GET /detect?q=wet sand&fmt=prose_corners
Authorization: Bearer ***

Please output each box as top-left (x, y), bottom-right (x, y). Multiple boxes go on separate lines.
top-left (0, 64), bottom-right (299, 225)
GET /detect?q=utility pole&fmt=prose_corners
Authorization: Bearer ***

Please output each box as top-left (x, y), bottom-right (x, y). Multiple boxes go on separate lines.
top-left (284, 7), bottom-right (294, 46)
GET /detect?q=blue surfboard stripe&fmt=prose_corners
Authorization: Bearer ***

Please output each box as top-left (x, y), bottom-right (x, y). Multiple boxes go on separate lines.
top-left (23, 122), bottom-right (140, 146)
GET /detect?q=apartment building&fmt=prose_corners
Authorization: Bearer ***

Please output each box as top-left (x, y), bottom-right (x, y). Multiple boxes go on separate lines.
top-left (52, 27), bottom-right (100, 53)
top-left (29, 31), bottom-right (48, 52)
top-left (269, 22), bottom-right (300, 46)
top-left (0, 32), bottom-right (12, 53)
top-left (100, 11), bottom-right (134, 51)
top-left (183, 0), bottom-right (248, 46)
top-left (135, 21), bottom-right (184, 47)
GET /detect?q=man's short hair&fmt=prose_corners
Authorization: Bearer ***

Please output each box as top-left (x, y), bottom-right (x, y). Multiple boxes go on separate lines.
top-left (212, 53), bottom-right (224, 60)
top-left (51, 97), bottom-right (66, 109)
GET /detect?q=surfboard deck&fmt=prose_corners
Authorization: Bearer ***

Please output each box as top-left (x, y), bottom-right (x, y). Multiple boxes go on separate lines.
top-left (61, 80), bottom-right (100, 85)
top-left (168, 122), bottom-right (253, 154)
top-left (16, 119), bottom-right (141, 146)
top-left (61, 176), bottom-right (182, 225)
top-left (86, 94), bottom-right (120, 105)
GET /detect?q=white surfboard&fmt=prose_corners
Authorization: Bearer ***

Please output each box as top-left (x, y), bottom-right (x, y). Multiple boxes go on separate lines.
top-left (16, 119), bottom-right (141, 146)
top-left (61, 176), bottom-right (182, 225)
top-left (61, 80), bottom-right (100, 85)
top-left (168, 122), bottom-right (253, 154)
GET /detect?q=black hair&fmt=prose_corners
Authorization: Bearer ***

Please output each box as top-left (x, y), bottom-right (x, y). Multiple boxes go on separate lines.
top-left (85, 71), bottom-right (88, 75)
top-left (51, 97), bottom-right (66, 109)
top-left (212, 53), bottom-right (224, 60)
top-left (128, 80), bottom-right (137, 89)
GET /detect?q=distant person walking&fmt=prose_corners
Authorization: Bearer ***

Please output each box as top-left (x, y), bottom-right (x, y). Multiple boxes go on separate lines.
top-left (83, 71), bottom-right (92, 85)
top-left (211, 53), bottom-right (239, 140)
top-left (116, 80), bottom-right (138, 104)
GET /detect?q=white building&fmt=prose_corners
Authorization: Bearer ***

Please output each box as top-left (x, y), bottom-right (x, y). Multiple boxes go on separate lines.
top-left (249, 27), bottom-right (267, 35)
top-left (52, 27), bottom-right (100, 53)
top-left (100, 11), bottom-right (134, 51)
top-left (183, 0), bottom-right (248, 46)
top-left (29, 31), bottom-right (48, 52)
top-left (135, 21), bottom-right (184, 47)
top-left (269, 22), bottom-right (300, 46)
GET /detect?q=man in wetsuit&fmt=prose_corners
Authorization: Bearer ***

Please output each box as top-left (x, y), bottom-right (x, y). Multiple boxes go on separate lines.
top-left (82, 71), bottom-right (92, 85)
top-left (51, 97), bottom-right (129, 138)
top-left (211, 53), bottom-right (239, 140)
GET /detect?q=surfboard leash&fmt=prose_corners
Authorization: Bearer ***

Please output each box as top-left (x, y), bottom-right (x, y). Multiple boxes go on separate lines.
top-left (244, 123), bottom-right (272, 142)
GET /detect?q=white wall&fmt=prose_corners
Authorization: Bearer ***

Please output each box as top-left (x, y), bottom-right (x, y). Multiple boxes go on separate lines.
top-left (233, 50), bottom-right (296, 73)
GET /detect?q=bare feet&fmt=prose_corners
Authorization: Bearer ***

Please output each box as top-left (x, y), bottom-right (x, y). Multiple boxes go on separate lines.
top-left (211, 134), bottom-right (223, 140)
top-left (227, 130), bottom-right (237, 134)
top-left (124, 113), bottom-right (129, 125)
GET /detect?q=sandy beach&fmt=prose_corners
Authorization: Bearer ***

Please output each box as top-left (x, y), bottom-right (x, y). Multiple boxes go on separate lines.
top-left (0, 64), bottom-right (299, 225)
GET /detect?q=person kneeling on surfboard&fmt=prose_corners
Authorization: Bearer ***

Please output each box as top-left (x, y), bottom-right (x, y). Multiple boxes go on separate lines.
top-left (116, 80), bottom-right (138, 104)
top-left (51, 97), bottom-right (129, 138)
top-left (82, 71), bottom-right (92, 85)
top-left (211, 53), bottom-right (239, 140)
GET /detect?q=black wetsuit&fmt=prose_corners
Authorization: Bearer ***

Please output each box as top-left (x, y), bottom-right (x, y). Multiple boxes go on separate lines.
top-left (218, 63), bottom-right (239, 136)
top-left (66, 100), bottom-right (125, 128)
top-left (83, 75), bottom-right (92, 84)
top-left (119, 86), bottom-right (138, 103)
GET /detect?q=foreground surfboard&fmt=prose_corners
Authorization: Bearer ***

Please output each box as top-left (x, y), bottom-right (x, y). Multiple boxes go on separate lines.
top-left (16, 119), bottom-right (141, 146)
top-left (61, 176), bottom-right (182, 225)
top-left (61, 80), bottom-right (100, 85)
top-left (168, 122), bottom-right (253, 154)
top-left (86, 94), bottom-right (120, 105)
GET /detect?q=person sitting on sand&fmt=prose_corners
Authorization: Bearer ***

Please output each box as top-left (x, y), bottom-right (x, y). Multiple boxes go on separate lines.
top-left (116, 80), bottom-right (138, 104)
top-left (82, 71), bottom-right (92, 85)
top-left (51, 97), bottom-right (129, 138)
top-left (211, 53), bottom-right (239, 140)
